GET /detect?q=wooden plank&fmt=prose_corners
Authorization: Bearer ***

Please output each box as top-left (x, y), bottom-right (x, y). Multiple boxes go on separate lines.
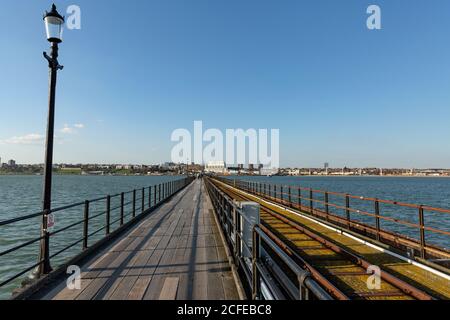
top-left (127, 276), bottom-right (152, 300)
top-left (211, 218), bottom-right (240, 300)
top-left (52, 278), bottom-right (94, 300)
top-left (192, 235), bottom-right (208, 300)
top-left (142, 206), bottom-right (187, 300)
top-left (205, 233), bottom-right (226, 299)
top-left (159, 277), bottom-right (180, 300)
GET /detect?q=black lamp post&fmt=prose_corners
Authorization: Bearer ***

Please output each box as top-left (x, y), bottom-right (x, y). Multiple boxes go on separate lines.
top-left (36, 4), bottom-right (65, 277)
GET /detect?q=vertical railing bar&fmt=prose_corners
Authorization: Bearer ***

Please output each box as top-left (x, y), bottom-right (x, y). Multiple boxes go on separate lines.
top-left (419, 205), bottom-right (426, 259)
top-left (288, 186), bottom-right (292, 207)
top-left (132, 189), bottom-right (136, 218)
top-left (252, 229), bottom-right (261, 300)
top-left (148, 186), bottom-right (151, 208)
top-left (83, 200), bottom-right (89, 250)
top-left (141, 188), bottom-right (145, 214)
top-left (375, 199), bottom-right (380, 241)
top-left (298, 188), bottom-right (302, 210)
top-left (120, 192), bottom-right (124, 226)
top-left (345, 194), bottom-right (350, 229)
top-left (280, 185), bottom-right (283, 204)
top-left (106, 195), bottom-right (111, 235)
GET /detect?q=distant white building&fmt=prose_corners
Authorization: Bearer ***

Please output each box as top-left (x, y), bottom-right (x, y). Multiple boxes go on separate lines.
top-left (287, 168), bottom-right (300, 176)
top-left (261, 167), bottom-right (279, 176)
top-left (205, 161), bottom-right (226, 174)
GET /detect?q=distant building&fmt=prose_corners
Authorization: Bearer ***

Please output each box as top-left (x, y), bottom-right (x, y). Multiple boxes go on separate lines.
top-left (205, 161), bottom-right (226, 174)
top-left (115, 164), bottom-right (132, 170)
top-left (7, 159), bottom-right (16, 167)
top-left (260, 167), bottom-right (279, 176)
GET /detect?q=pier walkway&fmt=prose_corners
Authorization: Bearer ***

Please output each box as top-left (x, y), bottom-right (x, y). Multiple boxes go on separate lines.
top-left (30, 180), bottom-right (241, 300)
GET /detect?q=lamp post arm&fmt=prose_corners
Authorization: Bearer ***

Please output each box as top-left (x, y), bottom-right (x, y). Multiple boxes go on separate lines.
top-left (43, 43), bottom-right (64, 70)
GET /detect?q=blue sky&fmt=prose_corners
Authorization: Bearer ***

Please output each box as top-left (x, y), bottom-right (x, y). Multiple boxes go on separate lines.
top-left (0, 0), bottom-right (449, 168)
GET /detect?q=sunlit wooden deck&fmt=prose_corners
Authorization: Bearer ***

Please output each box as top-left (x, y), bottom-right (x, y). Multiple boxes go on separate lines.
top-left (32, 180), bottom-right (241, 300)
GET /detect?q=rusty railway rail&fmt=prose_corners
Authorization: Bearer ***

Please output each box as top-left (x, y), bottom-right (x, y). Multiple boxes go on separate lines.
top-left (209, 177), bottom-right (448, 300)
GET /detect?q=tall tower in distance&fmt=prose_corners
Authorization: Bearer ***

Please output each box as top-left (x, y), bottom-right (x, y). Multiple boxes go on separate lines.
top-left (324, 162), bottom-right (329, 175)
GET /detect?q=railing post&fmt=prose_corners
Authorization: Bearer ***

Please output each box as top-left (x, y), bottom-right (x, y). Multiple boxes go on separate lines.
top-left (83, 200), bottom-right (89, 250)
top-left (234, 206), bottom-right (241, 262)
top-left (264, 183), bottom-right (266, 195)
top-left (299, 278), bottom-right (310, 300)
top-left (309, 188), bottom-right (314, 214)
top-left (419, 205), bottom-right (426, 259)
top-left (132, 189), bottom-right (136, 218)
top-left (274, 185), bottom-right (277, 201)
top-left (154, 185), bottom-right (157, 206)
top-left (280, 185), bottom-right (283, 204)
top-left (288, 186), bottom-right (292, 207)
top-left (269, 184), bottom-right (271, 198)
top-left (345, 194), bottom-right (350, 229)
top-left (120, 192), bottom-right (124, 226)
top-left (159, 184), bottom-right (161, 203)
top-left (39, 209), bottom-right (52, 275)
top-left (298, 188), bottom-right (302, 210)
top-left (106, 195), bottom-right (111, 235)
top-left (141, 188), bottom-right (145, 214)
top-left (252, 229), bottom-right (261, 300)
top-left (374, 199), bottom-right (380, 241)
top-left (148, 186), bottom-right (151, 208)
top-left (325, 192), bottom-right (329, 221)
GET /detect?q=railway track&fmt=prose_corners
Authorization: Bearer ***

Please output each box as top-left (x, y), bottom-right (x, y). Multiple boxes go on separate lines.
top-left (210, 178), bottom-right (437, 300)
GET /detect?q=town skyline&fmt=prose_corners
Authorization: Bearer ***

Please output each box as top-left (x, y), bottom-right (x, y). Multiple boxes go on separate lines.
top-left (2, 157), bottom-right (450, 172)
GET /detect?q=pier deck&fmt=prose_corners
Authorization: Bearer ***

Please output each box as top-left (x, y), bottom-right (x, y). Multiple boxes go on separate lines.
top-left (31, 180), bottom-right (241, 300)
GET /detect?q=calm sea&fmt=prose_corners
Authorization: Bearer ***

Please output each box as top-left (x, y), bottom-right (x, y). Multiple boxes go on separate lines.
top-left (0, 175), bottom-right (182, 299)
top-left (0, 175), bottom-right (449, 299)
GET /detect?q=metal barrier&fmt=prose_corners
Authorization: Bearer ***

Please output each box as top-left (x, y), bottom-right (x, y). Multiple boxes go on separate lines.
top-left (205, 177), bottom-right (332, 300)
top-left (0, 177), bottom-right (194, 294)
top-left (217, 177), bottom-right (450, 261)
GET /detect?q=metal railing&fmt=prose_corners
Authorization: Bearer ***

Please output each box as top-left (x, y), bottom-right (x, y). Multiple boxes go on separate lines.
top-left (0, 177), bottom-right (194, 295)
top-left (217, 177), bottom-right (450, 261)
top-left (205, 177), bottom-right (332, 300)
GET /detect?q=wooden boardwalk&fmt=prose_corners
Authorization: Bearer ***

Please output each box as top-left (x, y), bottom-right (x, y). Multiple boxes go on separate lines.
top-left (34, 180), bottom-right (241, 300)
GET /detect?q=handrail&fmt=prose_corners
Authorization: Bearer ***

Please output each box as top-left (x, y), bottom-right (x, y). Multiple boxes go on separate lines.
top-left (254, 226), bottom-right (332, 300)
top-left (0, 176), bottom-right (194, 296)
top-left (218, 177), bottom-right (450, 261)
top-left (204, 177), bottom-right (333, 300)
